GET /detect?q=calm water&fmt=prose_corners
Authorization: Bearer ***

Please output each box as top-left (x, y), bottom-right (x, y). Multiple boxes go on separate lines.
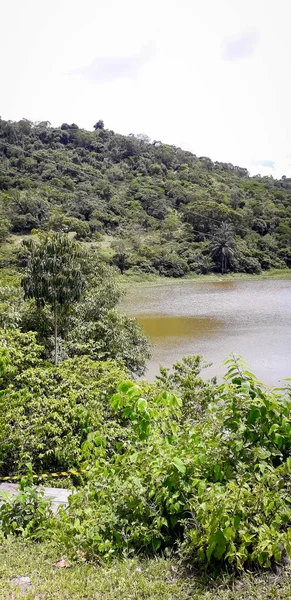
top-left (121, 280), bottom-right (291, 384)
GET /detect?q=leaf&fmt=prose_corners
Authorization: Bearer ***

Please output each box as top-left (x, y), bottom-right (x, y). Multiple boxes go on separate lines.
top-left (223, 526), bottom-right (234, 541)
top-left (269, 424), bottom-right (280, 435)
top-left (117, 381), bottom-right (135, 394)
top-left (241, 380), bottom-right (250, 393)
top-left (137, 398), bottom-right (147, 413)
top-left (152, 537), bottom-right (161, 551)
top-left (247, 406), bottom-right (261, 424)
top-left (213, 464), bottom-right (222, 481)
top-left (172, 457), bottom-right (186, 475)
top-left (274, 433), bottom-right (284, 448)
top-left (110, 393), bottom-right (121, 410)
top-left (233, 514), bottom-right (241, 529)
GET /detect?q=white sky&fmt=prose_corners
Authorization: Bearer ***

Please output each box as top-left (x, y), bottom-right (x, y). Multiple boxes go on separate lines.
top-left (1, 0), bottom-right (291, 177)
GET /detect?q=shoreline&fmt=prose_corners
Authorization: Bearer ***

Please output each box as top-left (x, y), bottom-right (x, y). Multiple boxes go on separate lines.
top-left (118, 268), bottom-right (291, 287)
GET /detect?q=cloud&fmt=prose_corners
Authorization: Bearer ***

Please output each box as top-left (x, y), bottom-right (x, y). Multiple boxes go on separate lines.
top-left (222, 30), bottom-right (259, 61)
top-left (73, 43), bottom-right (155, 83)
top-left (252, 159), bottom-right (275, 168)
top-left (248, 156), bottom-right (291, 178)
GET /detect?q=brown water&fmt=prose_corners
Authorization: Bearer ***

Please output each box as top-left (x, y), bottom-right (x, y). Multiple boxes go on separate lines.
top-left (121, 280), bottom-right (291, 384)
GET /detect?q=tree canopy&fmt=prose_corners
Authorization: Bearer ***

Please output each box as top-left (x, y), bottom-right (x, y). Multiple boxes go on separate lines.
top-left (21, 232), bottom-right (87, 364)
top-left (0, 118), bottom-right (290, 276)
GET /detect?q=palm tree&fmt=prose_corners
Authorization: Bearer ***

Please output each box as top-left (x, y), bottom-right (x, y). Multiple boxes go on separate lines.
top-left (211, 222), bottom-right (235, 274)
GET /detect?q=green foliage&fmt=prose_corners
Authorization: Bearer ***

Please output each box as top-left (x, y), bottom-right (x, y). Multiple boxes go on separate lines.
top-left (54, 357), bottom-right (291, 571)
top-left (64, 308), bottom-right (150, 375)
top-left (156, 355), bottom-right (215, 420)
top-left (21, 232), bottom-right (87, 310)
top-left (1, 338), bottom-right (291, 572)
top-left (21, 231), bottom-right (88, 364)
top-left (0, 332), bottom-right (128, 475)
top-left (0, 329), bottom-right (45, 385)
top-left (0, 464), bottom-right (53, 539)
top-left (0, 272), bottom-right (23, 329)
top-left (0, 118), bottom-right (290, 276)
top-left (211, 222), bottom-right (235, 274)
top-left (0, 215), bottom-right (11, 243)
top-left (0, 258), bottom-right (150, 375)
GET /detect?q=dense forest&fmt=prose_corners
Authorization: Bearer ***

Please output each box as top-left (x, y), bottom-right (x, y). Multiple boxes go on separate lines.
top-left (1, 117), bottom-right (291, 276)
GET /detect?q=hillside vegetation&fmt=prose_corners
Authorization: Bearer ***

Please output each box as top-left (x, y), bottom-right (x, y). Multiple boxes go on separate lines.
top-left (1, 118), bottom-right (291, 276)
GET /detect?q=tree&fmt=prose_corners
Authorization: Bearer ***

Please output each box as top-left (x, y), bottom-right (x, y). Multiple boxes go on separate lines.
top-left (111, 239), bottom-right (132, 274)
top-left (0, 216), bottom-right (11, 243)
top-left (21, 232), bottom-right (87, 365)
top-left (211, 222), bottom-right (235, 274)
top-left (94, 120), bottom-right (104, 130)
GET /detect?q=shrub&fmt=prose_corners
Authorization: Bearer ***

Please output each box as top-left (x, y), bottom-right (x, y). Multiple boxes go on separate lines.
top-left (0, 336), bottom-right (128, 475)
top-left (0, 465), bottom-right (53, 540)
top-left (56, 359), bottom-right (291, 570)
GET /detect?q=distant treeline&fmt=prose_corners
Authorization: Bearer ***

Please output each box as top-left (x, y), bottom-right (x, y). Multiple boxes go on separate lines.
top-left (1, 118), bottom-right (291, 276)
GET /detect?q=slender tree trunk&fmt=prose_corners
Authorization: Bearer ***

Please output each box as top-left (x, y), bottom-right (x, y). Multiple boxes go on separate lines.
top-left (54, 301), bottom-right (58, 366)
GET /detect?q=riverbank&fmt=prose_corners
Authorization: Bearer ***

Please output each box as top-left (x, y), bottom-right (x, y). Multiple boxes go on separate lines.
top-left (118, 268), bottom-right (291, 287)
top-left (1, 539), bottom-right (291, 599)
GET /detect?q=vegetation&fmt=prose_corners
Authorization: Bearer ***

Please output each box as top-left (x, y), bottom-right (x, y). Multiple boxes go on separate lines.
top-left (2, 539), bottom-right (291, 599)
top-left (0, 242), bottom-right (150, 374)
top-left (21, 232), bottom-right (87, 364)
top-left (211, 222), bottom-right (235, 274)
top-left (1, 324), bottom-right (291, 573)
top-left (1, 119), bottom-right (291, 596)
top-left (0, 118), bottom-right (291, 277)
top-left (0, 465), bottom-right (52, 539)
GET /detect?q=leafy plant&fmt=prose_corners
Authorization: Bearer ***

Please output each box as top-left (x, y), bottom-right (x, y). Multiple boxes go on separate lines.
top-left (55, 357), bottom-right (291, 570)
top-left (0, 464), bottom-right (53, 539)
top-left (0, 332), bottom-right (128, 475)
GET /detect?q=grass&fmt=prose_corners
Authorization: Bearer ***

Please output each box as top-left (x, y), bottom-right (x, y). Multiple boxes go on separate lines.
top-left (118, 268), bottom-right (291, 288)
top-left (1, 539), bottom-right (291, 599)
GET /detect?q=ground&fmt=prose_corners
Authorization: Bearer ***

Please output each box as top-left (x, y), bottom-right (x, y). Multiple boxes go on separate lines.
top-left (1, 540), bottom-right (291, 599)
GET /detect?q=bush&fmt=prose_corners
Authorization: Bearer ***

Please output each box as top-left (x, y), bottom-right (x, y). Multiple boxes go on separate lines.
top-left (158, 254), bottom-right (189, 278)
top-left (65, 308), bottom-right (150, 376)
top-left (0, 334), bottom-right (128, 475)
top-left (0, 465), bottom-right (53, 539)
top-left (55, 359), bottom-right (291, 570)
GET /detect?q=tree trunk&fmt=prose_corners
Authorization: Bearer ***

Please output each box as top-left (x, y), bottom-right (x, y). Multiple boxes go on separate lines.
top-left (54, 301), bottom-right (58, 366)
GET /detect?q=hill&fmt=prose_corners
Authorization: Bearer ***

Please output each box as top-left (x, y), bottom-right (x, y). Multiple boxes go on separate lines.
top-left (1, 117), bottom-right (291, 276)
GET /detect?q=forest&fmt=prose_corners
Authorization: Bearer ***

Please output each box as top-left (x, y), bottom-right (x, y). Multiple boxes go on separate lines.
top-left (1, 117), bottom-right (291, 276)
top-left (1, 120), bottom-right (291, 598)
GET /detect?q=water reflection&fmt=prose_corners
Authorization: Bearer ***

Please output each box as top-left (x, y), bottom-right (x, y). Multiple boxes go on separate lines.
top-left (137, 315), bottom-right (223, 339)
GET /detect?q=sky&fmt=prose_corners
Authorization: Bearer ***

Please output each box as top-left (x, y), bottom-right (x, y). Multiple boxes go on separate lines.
top-left (1, 0), bottom-right (291, 178)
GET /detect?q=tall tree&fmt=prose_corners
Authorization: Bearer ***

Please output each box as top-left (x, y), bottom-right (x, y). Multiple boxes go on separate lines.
top-left (211, 222), bottom-right (235, 274)
top-left (21, 232), bottom-right (87, 365)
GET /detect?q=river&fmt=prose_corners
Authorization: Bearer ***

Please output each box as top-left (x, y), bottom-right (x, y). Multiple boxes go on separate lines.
top-left (121, 279), bottom-right (291, 385)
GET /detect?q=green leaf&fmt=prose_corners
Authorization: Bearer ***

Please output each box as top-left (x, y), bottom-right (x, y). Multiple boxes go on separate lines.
top-left (172, 457), bottom-right (186, 475)
top-left (269, 424), bottom-right (280, 435)
top-left (274, 433), bottom-right (284, 448)
top-left (247, 406), bottom-right (261, 424)
top-left (233, 514), bottom-right (241, 529)
top-left (136, 398), bottom-right (147, 413)
top-left (117, 381), bottom-right (135, 394)
top-left (213, 464), bottom-right (222, 481)
top-left (152, 537), bottom-right (161, 551)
